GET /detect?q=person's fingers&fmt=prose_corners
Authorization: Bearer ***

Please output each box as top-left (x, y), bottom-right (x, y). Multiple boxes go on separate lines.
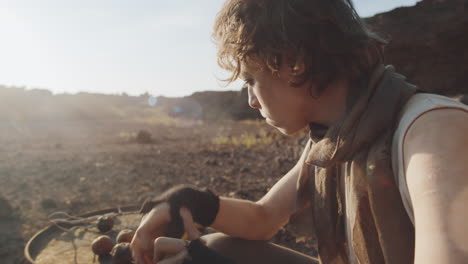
top-left (158, 249), bottom-right (189, 264)
top-left (153, 237), bottom-right (187, 263)
top-left (131, 231), bottom-right (154, 264)
top-left (130, 236), bottom-right (144, 264)
top-left (131, 248), bottom-right (146, 264)
top-left (132, 247), bottom-right (154, 264)
top-left (144, 255), bottom-right (154, 264)
top-left (179, 207), bottom-right (201, 241)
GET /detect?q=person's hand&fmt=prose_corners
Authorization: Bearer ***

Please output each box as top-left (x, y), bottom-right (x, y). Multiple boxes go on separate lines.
top-left (131, 204), bottom-right (202, 264)
top-left (151, 207), bottom-right (202, 264)
top-left (131, 202), bottom-right (171, 264)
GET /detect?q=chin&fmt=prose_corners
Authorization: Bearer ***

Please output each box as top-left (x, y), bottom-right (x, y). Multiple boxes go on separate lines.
top-left (276, 127), bottom-right (293, 136)
top-left (277, 127), bottom-right (303, 136)
top-left (267, 119), bottom-right (304, 136)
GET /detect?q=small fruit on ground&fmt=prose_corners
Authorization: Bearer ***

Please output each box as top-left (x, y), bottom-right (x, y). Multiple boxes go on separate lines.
top-left (117, 229), bottom-right (135, 243)
top-left (91, 235), bottom-right (113, 256)
top-left (96, 215), bottom-right (114, 233)
top-left (111, 242), bottom-right (133, 264)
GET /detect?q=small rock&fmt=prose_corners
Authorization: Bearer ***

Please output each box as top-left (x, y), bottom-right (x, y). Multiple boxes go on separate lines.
top-left (240, 167), bottom-right (250, 173)
top-left (40, 198), bottom-right (57, 209)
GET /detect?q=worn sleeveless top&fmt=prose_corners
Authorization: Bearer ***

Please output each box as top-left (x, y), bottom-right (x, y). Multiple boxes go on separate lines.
top-left (341, 93), bottom-right (468, 263)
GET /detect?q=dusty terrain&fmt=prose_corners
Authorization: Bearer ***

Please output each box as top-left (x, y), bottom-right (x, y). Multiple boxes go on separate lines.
top-left (0, 119), bottom-right (315, 264)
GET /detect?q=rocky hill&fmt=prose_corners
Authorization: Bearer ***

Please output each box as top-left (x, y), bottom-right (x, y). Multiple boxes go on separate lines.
top-left (157, 88), bottom-right (261, 120)
top-left (0, 85), bottom-right (262, 122)
top-left (365, 0), bottom-right (468, 95)
top-left (1, 0), bottom-right (466, 121)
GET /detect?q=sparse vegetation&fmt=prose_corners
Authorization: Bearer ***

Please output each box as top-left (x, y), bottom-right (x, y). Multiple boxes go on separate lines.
top-left (212, 129), bottom-right (277, 148)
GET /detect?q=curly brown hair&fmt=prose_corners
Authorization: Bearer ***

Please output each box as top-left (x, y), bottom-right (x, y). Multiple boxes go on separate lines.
top-left (213, 0), bottom-right (387, 94)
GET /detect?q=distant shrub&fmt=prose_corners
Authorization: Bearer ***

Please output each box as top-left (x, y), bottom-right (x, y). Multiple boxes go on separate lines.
top-left (136, 130), bottom-right (153, 144)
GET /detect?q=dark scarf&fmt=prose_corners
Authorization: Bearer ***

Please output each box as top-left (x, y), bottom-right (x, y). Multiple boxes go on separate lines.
top-left (297, 65), bottom-right (416, 263)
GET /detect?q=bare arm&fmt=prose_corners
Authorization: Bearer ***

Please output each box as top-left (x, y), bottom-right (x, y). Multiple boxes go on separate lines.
top-left (211, 142), bottom-right (309, 240)
top-left (404, 108), bottom-right (468, 263)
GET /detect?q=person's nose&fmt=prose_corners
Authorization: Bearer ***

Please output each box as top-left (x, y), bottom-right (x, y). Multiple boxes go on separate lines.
top-left (248, 86), bottom-right (261, 109)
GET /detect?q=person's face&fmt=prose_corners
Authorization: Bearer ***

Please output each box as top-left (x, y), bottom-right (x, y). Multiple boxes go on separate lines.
top-left (240, 62), bottom-right (314, 135)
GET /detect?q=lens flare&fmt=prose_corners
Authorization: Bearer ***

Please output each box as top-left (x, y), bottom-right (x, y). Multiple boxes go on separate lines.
top-left (148, 96), bottom-right (158, 107)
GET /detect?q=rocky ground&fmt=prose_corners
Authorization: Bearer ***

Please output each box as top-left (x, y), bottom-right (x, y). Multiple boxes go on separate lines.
top-left (0, 119), bottom-right (315, 264)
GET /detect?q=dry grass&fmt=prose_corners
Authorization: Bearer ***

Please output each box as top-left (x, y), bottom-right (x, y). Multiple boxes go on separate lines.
top-left (212, 128), bottom-right (276, 148)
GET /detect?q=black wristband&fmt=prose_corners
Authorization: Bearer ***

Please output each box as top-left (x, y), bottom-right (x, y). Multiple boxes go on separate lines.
top-left (167, 186), bottom-right (220, 227)
top-left (183, 239), bottom-right (236, 264)
top-left (139, 185), bottom-right (220, 237)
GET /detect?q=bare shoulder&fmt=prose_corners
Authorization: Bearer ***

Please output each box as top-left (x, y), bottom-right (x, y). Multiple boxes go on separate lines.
top-left (402, 108), bottom-right (468, 262)
top-left (403, 108), bottom-right (468, 199)
top-left (403, 107), bottom-right (468, 165)
top-left (403, 107), bottom-right (468, 194)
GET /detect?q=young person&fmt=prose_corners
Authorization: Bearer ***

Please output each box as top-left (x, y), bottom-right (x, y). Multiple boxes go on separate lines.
top-left (130, 0), bottom-right (468, 263)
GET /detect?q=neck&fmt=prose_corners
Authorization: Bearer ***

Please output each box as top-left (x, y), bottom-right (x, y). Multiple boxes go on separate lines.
top-left (309, 78), bottom-right (349, 127)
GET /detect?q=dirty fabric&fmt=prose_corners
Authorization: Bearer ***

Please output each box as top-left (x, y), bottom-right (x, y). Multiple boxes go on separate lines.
top-left (296, 65), bottom-right (416, 264)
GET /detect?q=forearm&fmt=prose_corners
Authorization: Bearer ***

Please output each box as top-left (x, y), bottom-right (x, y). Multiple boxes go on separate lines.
top-left (210, 197), bottom-right (279, 240)
top-left (210, 146), bottom-right (310, 240)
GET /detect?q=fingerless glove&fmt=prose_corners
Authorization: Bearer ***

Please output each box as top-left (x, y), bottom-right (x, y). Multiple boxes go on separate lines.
top-left (140, 185), bottom-right (220, 238)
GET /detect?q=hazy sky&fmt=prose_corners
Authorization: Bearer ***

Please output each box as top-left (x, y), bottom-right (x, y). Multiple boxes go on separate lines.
top-left (0, 0), bottom-right (420, 97)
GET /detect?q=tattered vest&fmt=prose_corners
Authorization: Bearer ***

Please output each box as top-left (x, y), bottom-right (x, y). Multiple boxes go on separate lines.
top-left (296, 65), bottom-right (416, 264)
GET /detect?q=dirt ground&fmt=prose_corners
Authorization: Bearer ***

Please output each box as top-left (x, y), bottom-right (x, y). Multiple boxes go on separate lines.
top-left (0, 119), bottom-right (316, 264)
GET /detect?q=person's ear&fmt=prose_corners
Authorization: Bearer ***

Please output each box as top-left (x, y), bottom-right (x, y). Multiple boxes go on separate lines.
top-left (282, 52), bottom-right (305, 77)
top-left (290, 61), bottom-right (305, 76)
